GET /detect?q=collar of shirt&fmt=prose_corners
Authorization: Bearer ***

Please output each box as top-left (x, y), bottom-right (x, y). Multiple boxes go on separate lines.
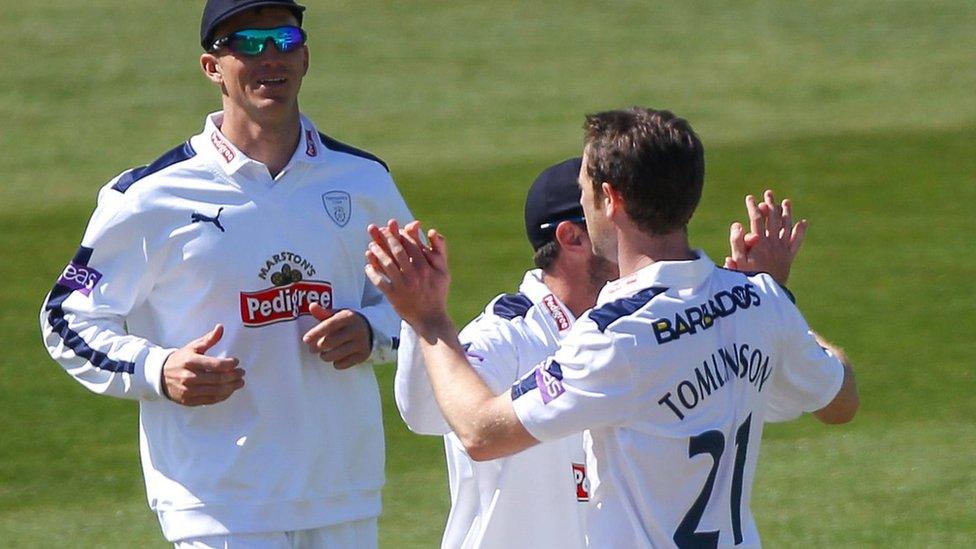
top-left (597, 250), bottom-right (714, 306)
top-left (197, 111), bottom-right (328, 180)
top-left (519, 269), bottom-right (577, 332)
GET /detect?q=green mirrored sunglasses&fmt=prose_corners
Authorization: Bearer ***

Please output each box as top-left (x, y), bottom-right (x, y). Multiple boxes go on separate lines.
top-left (210, 25), bottom-right (307, 56)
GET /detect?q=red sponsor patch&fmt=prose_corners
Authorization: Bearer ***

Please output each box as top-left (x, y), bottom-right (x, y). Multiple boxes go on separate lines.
top-left (305, 129), bottom-right (318, 157)
top-left (573, 463), bottom-right (590, 502)
top-left (240, 280), bottom-right (332, 327)
top-left (211, 131), bottom-right (236, 163)
top-left (542, 294), bottom-right (571, 331)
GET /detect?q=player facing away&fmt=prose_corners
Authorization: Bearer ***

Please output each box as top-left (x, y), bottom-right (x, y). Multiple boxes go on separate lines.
top-left (395, 156), bottom-right (809, 548)
top-left (39, 1), bottom-right (410, 547)
top-left (366, 107), bottom-right (859, 547)
top-left (396, 158), bottom-right (614, 548)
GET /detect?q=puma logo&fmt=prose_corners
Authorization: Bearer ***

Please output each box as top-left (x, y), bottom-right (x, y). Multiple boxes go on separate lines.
top-left (191, 207), bottom-right (226, 232)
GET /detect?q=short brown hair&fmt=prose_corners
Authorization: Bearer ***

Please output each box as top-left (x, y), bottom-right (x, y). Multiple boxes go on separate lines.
top-left (584, 107), bottom-right (705, 235)
top-left (532, 239), bottom-right (561, 271)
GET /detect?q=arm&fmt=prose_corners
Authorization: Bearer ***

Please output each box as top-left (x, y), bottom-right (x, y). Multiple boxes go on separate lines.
top-left (366, 220), bottom-right (539, 461)
top-left (302, 186), bottom-right (415, 368)
top-left (811, 335), bottom-right (859, 424)
top-left (40, 184), bottom-right (243, 404)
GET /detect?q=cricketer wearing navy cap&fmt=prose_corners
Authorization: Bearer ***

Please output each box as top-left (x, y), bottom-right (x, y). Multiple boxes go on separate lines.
top-left (395, 157), bottom-right (614, 548)
top-left (369, 108), bottom-right (856, 548)
top-left (525, 157), bottom-right (587, 251)
top-left (392, 156), bottom-right (805, 548)
top-left (40, 0), bottom-right (413, 547)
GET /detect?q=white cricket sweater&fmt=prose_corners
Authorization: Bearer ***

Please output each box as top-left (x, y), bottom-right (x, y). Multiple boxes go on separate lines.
top-left (396, 270), bottom-right (588, 549)
top-left (511, 252), bottom-right (845, 548)
top-left (40, 112), bottom-right (411, 541)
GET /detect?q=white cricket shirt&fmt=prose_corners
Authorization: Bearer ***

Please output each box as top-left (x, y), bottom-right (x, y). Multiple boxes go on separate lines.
top-left (511, 252), bottom-right (845, 548)
top-left (396, 270), bottom-right (589, 549)
top-left (40, 112), bottom-right (411, 541)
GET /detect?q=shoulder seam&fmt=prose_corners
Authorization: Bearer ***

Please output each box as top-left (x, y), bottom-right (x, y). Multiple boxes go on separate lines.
top-left (491, 293), bottom-right (534, 321)
top-left (318, 132), bottom-right (389, 172)
top-left (588, 286), bottom-right (668, 333)
top-left (112, 141), bottom-right (197, 193)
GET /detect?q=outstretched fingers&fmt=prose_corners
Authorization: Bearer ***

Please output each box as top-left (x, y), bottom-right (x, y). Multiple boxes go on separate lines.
top-left (728, 221), bottom-right (748, 266)
top-left (426, 229), bottom-right (449, 272)
top-left (366, 231), bottom-right (404, 288)
top-left (790, 218), bottom-right (809, 256)
top-left (763, 189), bottom-right (783, 238)
top-left (746, 194), bottom-right (763, 237)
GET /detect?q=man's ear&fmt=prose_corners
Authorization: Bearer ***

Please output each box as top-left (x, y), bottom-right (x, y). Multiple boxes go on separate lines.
top-left (200, 53), bottom-right (222, 84)
top-left (601, 182), bottom-right (621, 218)
top-left (554, 221), bottom-right (585, 251)
top-left (302, 45), bottom-right (310, 76)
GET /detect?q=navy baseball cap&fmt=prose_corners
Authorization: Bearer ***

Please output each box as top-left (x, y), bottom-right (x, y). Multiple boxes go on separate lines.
top-left (201, 0), bottom-right (306, 50)
top-left (524, 157), bottom-right (585, 251)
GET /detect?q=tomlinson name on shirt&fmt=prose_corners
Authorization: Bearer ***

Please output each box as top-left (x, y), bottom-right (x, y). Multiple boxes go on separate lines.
top-left (657, 342), bottom-right (772, 420)
top-left (240, 280), bottom-right (333, 327)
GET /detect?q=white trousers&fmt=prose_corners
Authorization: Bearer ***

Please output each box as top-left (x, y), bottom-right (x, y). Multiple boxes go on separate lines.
top-left (173, 518), bottom-right (378, 549)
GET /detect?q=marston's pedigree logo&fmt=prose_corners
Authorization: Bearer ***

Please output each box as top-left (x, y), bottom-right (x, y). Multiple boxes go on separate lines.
top-left (305, 130), bottom-right (318, 157)
top-left (542, 294), bottom-right (571, 331)
top-left (240, 253), bottom-right (332, 327)
top-left (572, 463), bottom-right (590, 502)
top-left (211, 131), bottom-right (236, 163)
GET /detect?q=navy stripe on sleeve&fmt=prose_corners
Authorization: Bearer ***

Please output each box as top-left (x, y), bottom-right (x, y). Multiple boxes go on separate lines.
top-left (492, 293), bottom-right (533, 321)
top-left (44, 246), bottom-right (136, 374)
top-left (589, 286), bottom-right (668, 333)
top-left (510, 369), bottom-right (539, 401)
top-left (318, 132), bottom-right (389, 172)
top-left (112, 141), bottom-right (197, 193)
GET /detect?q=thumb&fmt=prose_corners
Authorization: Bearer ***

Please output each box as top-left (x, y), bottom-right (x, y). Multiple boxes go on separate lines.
top-left (191, 324), bottom-right (223, 353)
top-left (309, 302), bottom-right (335, 322)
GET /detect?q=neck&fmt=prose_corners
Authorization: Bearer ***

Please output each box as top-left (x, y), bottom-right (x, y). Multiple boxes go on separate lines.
top-left (541, 268), bottom-right (597, 319)
top-left (219, 105), bottom-right (302, 177)
top-left (616, 227), bottom-right (695, 277)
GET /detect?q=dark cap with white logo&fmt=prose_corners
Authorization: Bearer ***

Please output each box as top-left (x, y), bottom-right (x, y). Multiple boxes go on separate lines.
top-left (201, 0), bottom-right (306, 50)
top-left (524, 157), bottom-right (585, 251)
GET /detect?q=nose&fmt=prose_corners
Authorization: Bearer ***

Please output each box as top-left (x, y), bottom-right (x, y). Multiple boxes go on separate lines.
top-left (255, 38), bottom-right (289, 63)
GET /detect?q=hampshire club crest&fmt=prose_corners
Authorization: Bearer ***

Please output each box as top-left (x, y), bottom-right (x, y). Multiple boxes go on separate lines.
top-left (322, 191), bottom-right (352, 227)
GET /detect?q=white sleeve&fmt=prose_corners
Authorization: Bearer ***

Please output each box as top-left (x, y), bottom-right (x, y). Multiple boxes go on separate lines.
top-left (39, 183), bottom-right (174, 401)
top-left (395, 314), bottom-right (525, 435)
top-left (394, 322), bottom-right (449, 435)
top-left (764, 294), bottom-right (846, 422)
top-left (356, 175), bottom-right (414, 364)
top-left (511, 320), bottom-right (638, 442)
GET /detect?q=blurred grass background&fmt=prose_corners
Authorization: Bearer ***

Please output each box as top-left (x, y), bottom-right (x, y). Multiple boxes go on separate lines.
top-left (1, 0), bottom-right (974, 546)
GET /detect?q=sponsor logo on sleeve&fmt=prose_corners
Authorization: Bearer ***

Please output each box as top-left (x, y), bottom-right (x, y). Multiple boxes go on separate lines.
top-left (240, 253), bottom-right (333, 327)
top-left (57, 262), bottom-right (102, 297)
top-left (572, 463), bottom-right (590, 502)
top-left (542, 294), bottom-right (571, 331)
top-left (535, 360), bottom-right (565, 404)
top-left (322, 191), bottom-right (352, 227)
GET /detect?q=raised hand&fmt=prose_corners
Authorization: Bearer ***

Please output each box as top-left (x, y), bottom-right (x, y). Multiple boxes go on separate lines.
top-left (302, 304), bottom-right (372, 369)
top-left (725, 189), bottom-right (808, 286)
top-left (365, 219), bottom-right (451, 333)
top-left (162, 324), bottom-right (244, 406)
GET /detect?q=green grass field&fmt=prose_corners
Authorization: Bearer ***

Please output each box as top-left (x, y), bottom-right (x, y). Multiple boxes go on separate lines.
top-left (2, 1), bottom-right (974, 546)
